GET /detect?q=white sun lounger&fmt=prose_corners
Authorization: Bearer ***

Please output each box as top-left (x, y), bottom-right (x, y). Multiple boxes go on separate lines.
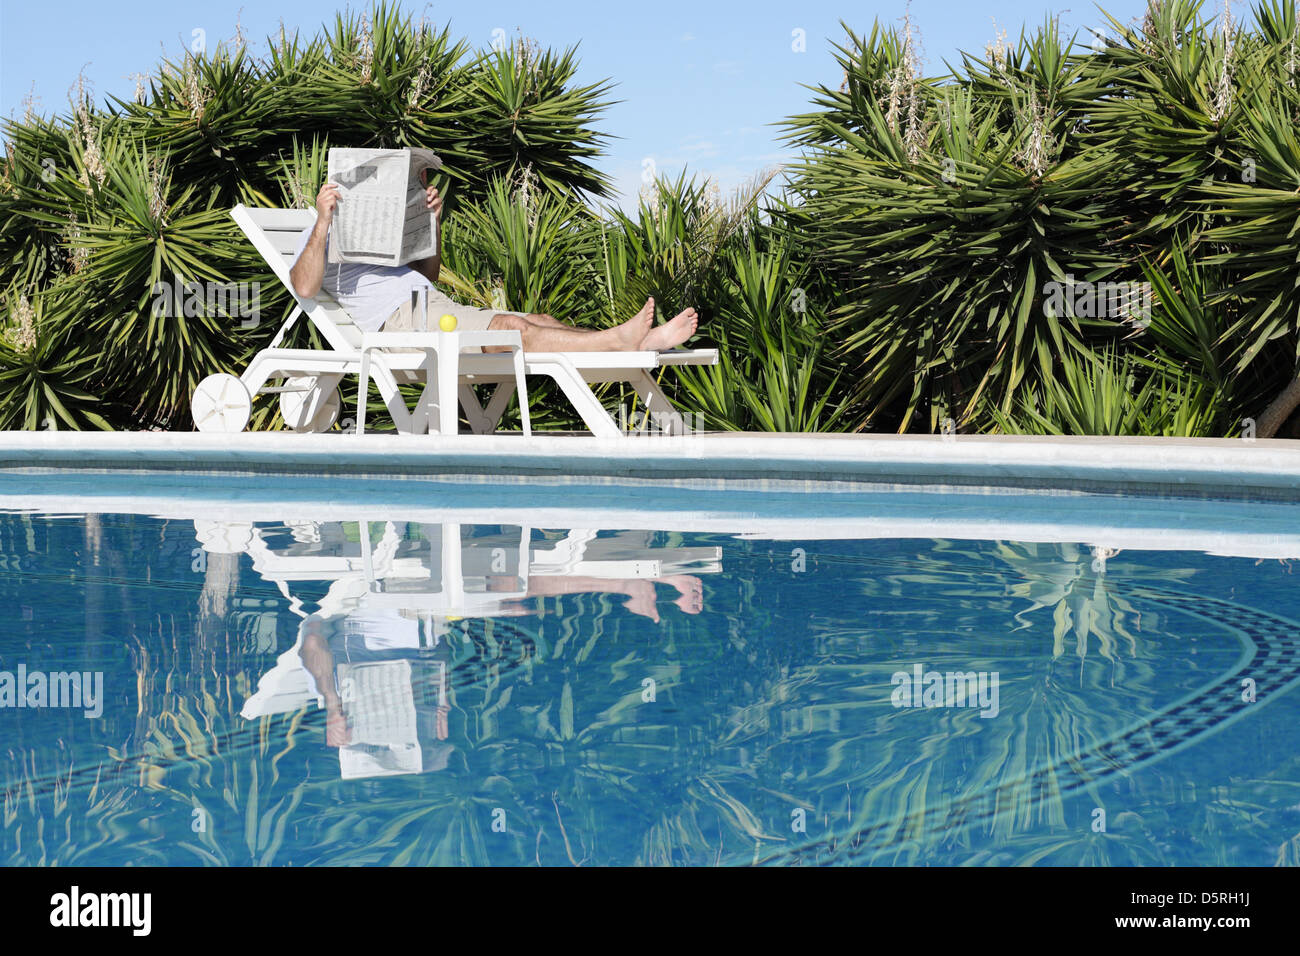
top-left (191, 206), bottom-right (528, 436)
top-left (193, 205), bottom-right (719, 437)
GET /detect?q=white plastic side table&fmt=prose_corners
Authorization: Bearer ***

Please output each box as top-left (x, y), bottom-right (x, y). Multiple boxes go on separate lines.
top-left (354, 330), bottom-right (532, 437)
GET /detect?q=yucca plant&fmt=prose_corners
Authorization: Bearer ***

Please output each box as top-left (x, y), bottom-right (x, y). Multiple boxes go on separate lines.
top-left (434, 173), bottom-right (608, 431)
top-left (784, 15), bottom-right (1130, 433)
top-left (604, 170), bottom-right (777, 323)
top-left (441, 173), bottom-right (601, 319)
top-left (781, 0), bottom-right (1300, 436)
top-left (989, 344), bottom-right (1230, 436)
top-left (0, 286), bottom-right (111, 430)
top-left (675, 224), bottom-right (846, 432)
top-left (5, 0), bottom-right (1300, 437)
top-left (464, 37), bottom-right (614, 202)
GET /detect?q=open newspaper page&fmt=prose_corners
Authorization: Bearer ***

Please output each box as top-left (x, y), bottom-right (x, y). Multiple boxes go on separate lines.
top-left (398, 148), bottom-right (442, 264)
top-left (326, 147), bottom-right (443, 267)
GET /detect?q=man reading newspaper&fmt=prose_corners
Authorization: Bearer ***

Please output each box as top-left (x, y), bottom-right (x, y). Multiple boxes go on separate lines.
top-left (290, 152), bottom-right (698, 353)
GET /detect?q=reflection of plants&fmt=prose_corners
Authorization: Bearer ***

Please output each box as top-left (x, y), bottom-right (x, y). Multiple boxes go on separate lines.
top-left (1, 753), bottom-right (148, 865)
top-left (997, 541), bottom-right (1150, 667)
top-left (130, 658), bottom-right (315, 865)
top-left (6, 512), bottom-right (1299, 866)
top-left (751, 539), bottom-right (1213, 864)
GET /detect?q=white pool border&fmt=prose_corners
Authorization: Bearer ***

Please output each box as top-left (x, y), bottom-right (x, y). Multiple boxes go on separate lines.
top-left (2, 431), bottom-right (1300, 497)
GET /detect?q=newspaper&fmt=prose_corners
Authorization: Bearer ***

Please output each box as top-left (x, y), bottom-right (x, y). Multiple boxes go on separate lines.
top-left (326, 147), bottom-right (443, 267)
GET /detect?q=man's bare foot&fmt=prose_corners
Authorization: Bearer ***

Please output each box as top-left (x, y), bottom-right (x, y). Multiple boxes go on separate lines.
top-left (613, 297), bottom-right (656, 349)
top-left (621, 580), bottom-right (660, 622)
top-left (641, 307), bottom-right (698, 351)
top-left (658, 574), bottom-right (703, 614)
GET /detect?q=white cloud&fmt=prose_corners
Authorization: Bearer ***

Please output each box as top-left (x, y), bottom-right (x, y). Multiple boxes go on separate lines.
top-left (680, 140), bottom-right (719, 157)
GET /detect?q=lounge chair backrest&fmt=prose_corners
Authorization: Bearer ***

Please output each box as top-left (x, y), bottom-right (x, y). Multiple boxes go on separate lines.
top-left (231, 204), bottom-right (364, 351)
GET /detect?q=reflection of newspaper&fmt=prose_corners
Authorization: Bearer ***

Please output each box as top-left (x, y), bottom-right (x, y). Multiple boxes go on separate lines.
top-left (337, 659), bottom-right (421, 778)
top-left (326, 147), bottom-right (443, 267)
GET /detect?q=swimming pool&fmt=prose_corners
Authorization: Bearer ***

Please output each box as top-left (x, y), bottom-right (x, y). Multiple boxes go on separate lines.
top-left (3, 452), bottom-right (1300, 866)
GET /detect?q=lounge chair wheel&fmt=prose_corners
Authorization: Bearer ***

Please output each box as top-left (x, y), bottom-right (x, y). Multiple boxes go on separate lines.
top-left (191, 373), bottom-right (252, 432)
top-left (279, 377), bottom-right (341, 433)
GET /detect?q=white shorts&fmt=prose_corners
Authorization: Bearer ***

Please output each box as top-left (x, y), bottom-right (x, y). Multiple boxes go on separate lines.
top-left (383, 288), bottom-right (527, 333)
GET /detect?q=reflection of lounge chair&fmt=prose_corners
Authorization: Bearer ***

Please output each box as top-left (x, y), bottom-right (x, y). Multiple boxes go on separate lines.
top-left (197, 519), bottom-right (722, 619)
top-left (218, 519), bottom-right (721, 743)
top-left (530, 529), bottom-right (722, 578)
top-left (229, 519), bottom-right (721, 782)
top-left (196, 205), bottom-right (719, 437)
top-left (240, 607), bottom-right (452, 720)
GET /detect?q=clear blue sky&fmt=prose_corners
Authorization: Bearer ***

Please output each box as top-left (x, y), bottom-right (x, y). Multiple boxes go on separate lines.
top-left (3, 0), bottom-right (1154, 209)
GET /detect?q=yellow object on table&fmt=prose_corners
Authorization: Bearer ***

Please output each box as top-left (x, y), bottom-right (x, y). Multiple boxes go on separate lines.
top-left (439, 314), bottom-right (458, 332)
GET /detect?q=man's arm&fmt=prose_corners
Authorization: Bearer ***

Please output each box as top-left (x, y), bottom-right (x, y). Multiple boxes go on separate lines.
top-left (408, 251), bottom-right (440, 285)
top-left (298, 619), bottom-right (350, 748)
top-left (289, 183), bottom-right (340, 298)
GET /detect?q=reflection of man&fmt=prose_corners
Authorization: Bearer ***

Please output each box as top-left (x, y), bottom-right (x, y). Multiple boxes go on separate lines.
top-left (498, 574), bottom-right (704, 624)
top-left (512, 528), bottom-right (711, 622)
top-left (393, 523), bottom-right (706, 623)
top-left (292, 570), bottom-right (703, 775)
top-left (298, 609), bottom-right (454, 778)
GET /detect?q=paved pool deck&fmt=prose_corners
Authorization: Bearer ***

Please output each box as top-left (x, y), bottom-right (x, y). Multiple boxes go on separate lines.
top-left (4, 432), bottom-right (1300, 558)
top-left (0, 431), bottom-right (1298, 499)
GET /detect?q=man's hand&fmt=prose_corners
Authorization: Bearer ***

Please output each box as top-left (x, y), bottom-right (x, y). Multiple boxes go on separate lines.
top-left (326, 705), bottom-right (351, 748)
top-left (418, 168), bottom-right (443, 219)
top-left (316, 182), bottom-right (341, 224)
top-left (408, 171), bottom-right (444, 285)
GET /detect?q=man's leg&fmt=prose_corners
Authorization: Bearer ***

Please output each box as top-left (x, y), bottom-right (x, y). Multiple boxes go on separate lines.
top-left (486, 297), bottom-right (699, 352)
top-left (487, 313), bottom-right (639, 352)
top-left (521, 312), bottom-right (586, 331)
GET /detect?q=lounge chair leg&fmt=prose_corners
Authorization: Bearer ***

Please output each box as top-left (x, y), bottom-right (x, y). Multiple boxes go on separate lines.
top-left (513, 349), bottom-right (531, 438)
top-left (627, 370), bottom-right (686, 434)
top-left (355, 351), bottom-right (371, 436)
top-left (459, 385), bottom-right (493, 434)
top-left (480, 381), bottom-right (516, 433)
top-left (549, 371), bottom-right (620, 437)
top-left (518, 355), bottom-right (621, 437)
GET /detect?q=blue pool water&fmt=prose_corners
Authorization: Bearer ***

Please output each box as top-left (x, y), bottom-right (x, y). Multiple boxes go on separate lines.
top-left (3, 476), bottom-right (1300, 866)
